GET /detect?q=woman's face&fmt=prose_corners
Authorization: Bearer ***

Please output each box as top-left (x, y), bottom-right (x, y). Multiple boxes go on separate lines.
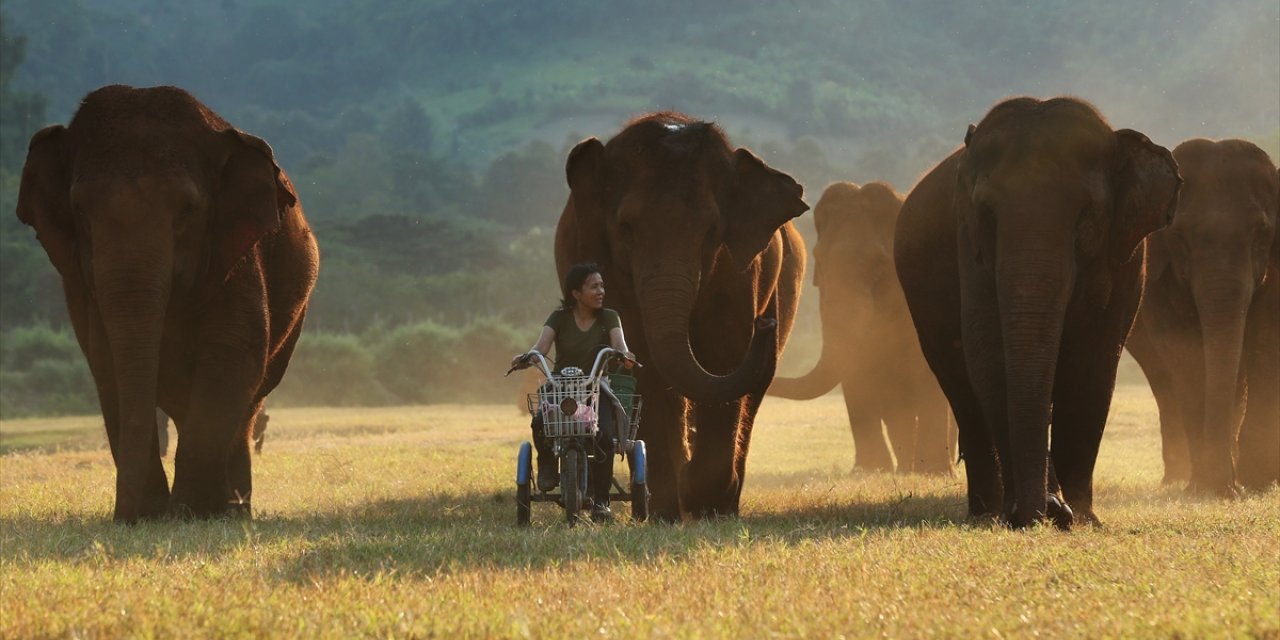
top-left (573, 273), bottom-right (606, 310)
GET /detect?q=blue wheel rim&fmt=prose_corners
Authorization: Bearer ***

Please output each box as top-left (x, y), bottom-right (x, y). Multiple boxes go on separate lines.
top-left (516, 442), bottom-right (533, 485)
top-left (632, 440), bottom-right (647, 485)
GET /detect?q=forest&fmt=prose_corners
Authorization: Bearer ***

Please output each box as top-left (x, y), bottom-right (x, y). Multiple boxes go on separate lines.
top-left (1, 0), bottom-right (1276, 416)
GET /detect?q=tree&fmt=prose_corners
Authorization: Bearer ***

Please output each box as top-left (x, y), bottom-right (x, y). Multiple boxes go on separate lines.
top-left (0, 10), bottom-right (48, 176)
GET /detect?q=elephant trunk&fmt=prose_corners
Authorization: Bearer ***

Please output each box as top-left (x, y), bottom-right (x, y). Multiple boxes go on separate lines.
top-left (95, 248), bottom-right (172, 521)
top-left (768, 312), bottom-right (844, 400)
top-left (1192, 274), bottom-right (1251, 491)
top-left (639, 274), bottom-right (777, 404)
top-left (997, 251), bottom-right (1075, 523)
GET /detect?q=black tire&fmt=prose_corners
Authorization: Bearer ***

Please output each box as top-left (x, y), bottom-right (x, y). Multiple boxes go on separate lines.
top-left (516, 481), bottom-right (532, 527)
top-left (631, 483), bottom-right (648, 522)
top-left (561, 449), bottom-right (581, 525)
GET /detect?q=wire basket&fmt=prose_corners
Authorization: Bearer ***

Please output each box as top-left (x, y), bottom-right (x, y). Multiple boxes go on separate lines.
top-left (526, 375), bottom-right (600, 438)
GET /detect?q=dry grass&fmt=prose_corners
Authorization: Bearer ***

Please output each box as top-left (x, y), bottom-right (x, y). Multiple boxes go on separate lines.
top-left (1, 384), bottom-right (1277, 638)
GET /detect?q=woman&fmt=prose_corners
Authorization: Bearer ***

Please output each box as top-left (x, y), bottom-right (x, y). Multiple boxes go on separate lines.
top-left (511, 263), bottom-right (634, 522)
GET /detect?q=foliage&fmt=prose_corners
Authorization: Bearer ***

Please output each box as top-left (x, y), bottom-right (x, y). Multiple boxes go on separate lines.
top-left (0, 1), bottom-right (1276, 415)
top-left (0, 323), bottom-right (96, 418)
top-left (267, 332), bottom-right (393, 407)
top-left (0, 390), bottom-right (1277, 637)
top-left (0, 9), bottom-right (47, 176)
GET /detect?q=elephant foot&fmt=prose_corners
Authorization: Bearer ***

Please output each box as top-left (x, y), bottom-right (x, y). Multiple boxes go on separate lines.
top-left (1008, 494), bottom-right (1073, 531)
top-left (113, 491), bottom-right (171, 524)
top-left (853, 459), bottom-right (895, 474)
top-left (1186, 479), bottom-right (1243, 499)
top-left (1046, 494), bottom-right (1074, 531)
top-left (914, 462), bottom-right (956, 477)
top-left (170, 487), bottom-right (249, 520)
top-left (966, 490), bottom-right (1002, 520)
top-left (1240, 478), bottom-right (1279, 492)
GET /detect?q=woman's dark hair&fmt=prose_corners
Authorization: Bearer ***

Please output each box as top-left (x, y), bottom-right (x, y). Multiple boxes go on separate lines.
top-left (560, 262), bottom-right (603, 311)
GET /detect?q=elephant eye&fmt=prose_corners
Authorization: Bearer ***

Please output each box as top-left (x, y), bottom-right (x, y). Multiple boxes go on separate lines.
top-left (619, 222), bottom-right (635, 241)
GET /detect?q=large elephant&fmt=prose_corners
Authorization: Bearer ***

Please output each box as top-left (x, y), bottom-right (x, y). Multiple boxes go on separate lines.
top-left (15, 85), bottom-right (320, 522)
top-left (555, 112), bottom-right (808, 521)
top-left (769, 182), bottom-right (952, 474)
top-left (1127, 139), bottom-right (1280, 493)
top-left (895, 97), bottom-right (1180, 528)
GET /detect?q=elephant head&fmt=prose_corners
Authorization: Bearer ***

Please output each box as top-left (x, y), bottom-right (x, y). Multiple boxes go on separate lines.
top-left (15, 85), bottom-right (293, 520)
top-left (956, 97), bottom-right (1180, 521)
top-left (771, 181), bottom-right (902, 399)
top-left (1150, 139), bottom-right (1279, 492)
top-left (562, 113), bottom-right (808, 403)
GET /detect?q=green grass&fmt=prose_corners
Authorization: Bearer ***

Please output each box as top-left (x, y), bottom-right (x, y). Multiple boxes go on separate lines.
top-left (2, 386), bottom-right (1277, 638)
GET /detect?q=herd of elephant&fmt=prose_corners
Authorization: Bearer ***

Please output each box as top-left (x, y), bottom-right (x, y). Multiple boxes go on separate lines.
top-left (14, 84), bottom-right (1277, 529)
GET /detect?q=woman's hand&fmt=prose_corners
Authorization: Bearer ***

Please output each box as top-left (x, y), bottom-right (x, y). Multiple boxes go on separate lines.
top-left (619, 350), bottom-right (637, 369)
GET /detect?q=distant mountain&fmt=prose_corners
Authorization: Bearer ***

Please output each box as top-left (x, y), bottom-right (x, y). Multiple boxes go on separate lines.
top-left (6, 0), bottom-right (1277, 188)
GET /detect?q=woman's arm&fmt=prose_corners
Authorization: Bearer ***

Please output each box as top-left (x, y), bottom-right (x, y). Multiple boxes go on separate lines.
top-left (532, 326), bottom-right (555, 356)
top-left (512, 326), bottom-right (556, 368)
top-left (609, 327), bottom-right (633, 358)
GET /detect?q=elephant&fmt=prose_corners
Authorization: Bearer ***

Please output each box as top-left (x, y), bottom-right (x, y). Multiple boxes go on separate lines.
top-left (1126, 139), bottom-right (1280, 493)
top-left (769, 181), bottom-right (953, 474)
top-left (555, 112), bottom-right (808, 521)
top-left (894, 97), bottom-right (1180, 528)
top-left (15, 85), bottom-right (320, 522)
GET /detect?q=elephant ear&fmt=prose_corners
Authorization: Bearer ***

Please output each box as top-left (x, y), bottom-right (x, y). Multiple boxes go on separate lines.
top-left (726, 148), bottom-right (809, 271)
top-left (205, 129), bottom-right (294, 286)
top-left (1272, 168), bottom-right (1280, 266)
top-left (16, 125), bottom-right (77, 278)
top-left (561, 137), bottom-right (609, 265)
top-left (1110, 129), bottom-right (1181, 265)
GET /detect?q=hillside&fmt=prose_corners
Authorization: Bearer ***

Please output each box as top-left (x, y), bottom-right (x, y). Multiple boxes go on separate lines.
top-left (0, 0), bottom-right (1276, 416)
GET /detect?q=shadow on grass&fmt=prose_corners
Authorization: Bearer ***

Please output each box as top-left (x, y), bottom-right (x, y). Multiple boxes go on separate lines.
top-left (0, 484), bottom-right (984, 582)
top-left (7, 477), bottom-right (1262, 584)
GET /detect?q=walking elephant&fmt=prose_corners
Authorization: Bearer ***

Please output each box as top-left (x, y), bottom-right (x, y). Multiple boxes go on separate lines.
top-left (555, 112), bottom-right (808, 521)
top-left (769, 182), bottom-right (952, 474)
top-left (1127, 139), bottom-right (1279, 493)
top-left (15, 85), bottom-right (320, 522)
top-left (895, 97), bottom-right (1180, 528)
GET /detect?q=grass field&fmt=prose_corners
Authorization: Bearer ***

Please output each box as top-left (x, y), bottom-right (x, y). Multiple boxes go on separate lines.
top-left (2, 384), bottom-right (1277, 638)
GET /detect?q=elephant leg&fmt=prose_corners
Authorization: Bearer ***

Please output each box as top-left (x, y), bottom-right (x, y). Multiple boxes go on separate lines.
top-left (682, 397), bottom-right (748, 518)
top-left (1239, 283), bottom-right (1280, 489)
top-left (1150, 365), bottom-right (1192, 486)
top-left (958, 277), bottom-right (1016, 521)
top-left (1051, 272), bottom-right (1146, 525)
top-left (226, 398), bottom-right (264, 514)
top-left (843, 382), bottom-right (894, 472)
top-left (914, 321), bottom-right (1001, 516)
top-left (637, 386), bottom-right (689, 522)
top-left (728, 391), bottom-right (766, 515)
top-left (883, 408), bottom-right (916, 473)
top-left (1172, 339), bottom-right (1211, 493)
top-left (1127, 326), bottom-right (1192, 484)
top-left (1048, 351), bottom-right (1116, 526)
top-left (912, 387), bottom-right (955, 475)
top-left (170, 343), bottom-right (263, 519)
top-left (85, 323), bottom-right (169, 520)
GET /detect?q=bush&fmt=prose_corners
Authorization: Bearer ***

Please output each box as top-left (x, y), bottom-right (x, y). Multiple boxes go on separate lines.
top-left (373, 321), bottom-right (463, 404)
top-left (0, 325), bottom-right (97, 418)
top-left (270, 332), bottom-right (394, 407)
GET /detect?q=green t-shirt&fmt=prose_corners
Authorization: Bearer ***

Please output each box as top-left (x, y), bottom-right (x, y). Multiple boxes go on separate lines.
top-left (543, 308), bottom-right (621, 374)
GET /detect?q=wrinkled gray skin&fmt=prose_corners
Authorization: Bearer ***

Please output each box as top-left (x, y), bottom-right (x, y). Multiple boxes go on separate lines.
top-left (16, 85), bottom-right (319, 522)
top-left (1127, 139), bottom-right (1280, 494)
top-left (555, 112), bottom-right (809, 521)
top-left (895, 97), bottom-right (1180, 529)
top-left (769, 182), bottom-right (953, 474)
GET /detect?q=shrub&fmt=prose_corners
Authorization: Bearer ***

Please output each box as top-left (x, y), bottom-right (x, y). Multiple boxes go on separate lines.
top-left (270, 332), bottom-right (394, 407)
top-left (373, 321), bottom-right (463, 404)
